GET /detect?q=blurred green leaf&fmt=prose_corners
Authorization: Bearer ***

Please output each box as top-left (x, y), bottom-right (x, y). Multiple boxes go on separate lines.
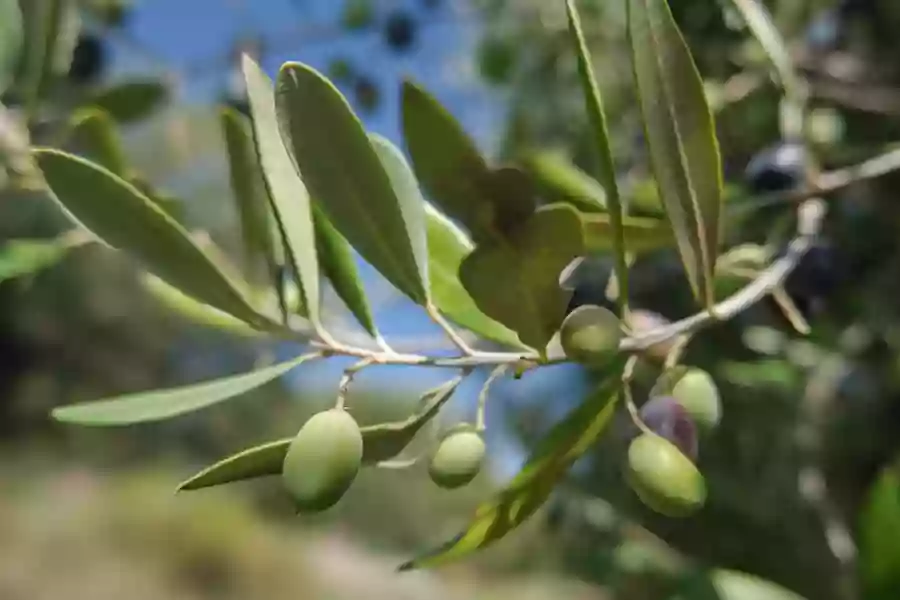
top-left (220, 107), bottom-right (281, 292)
top-left (368, 133), bottom-right (429, 292)
top-left (399, 357), bottom-right (625, 570)
top-left (276, 62), bottom-right (427, 305)
top-left (66, 107), bottom-right (128, 176)
top-left (341, 0), bottom-right (374, 31)
top-left (627, 0), bottom-right (723, 308)
top-left (0, 236), bottom-right (71, 283)
top-left (402, 81), bottom-right (534, 242)
top-left (726, 0), bottom-right (800, 99)
top-left (425, 203), bottom-right (526, 350)
top-left (33, 148), bottom-right (278, 331)
top-left (17, 0), bottom-right (76, 113)
top-left (859, 461), bottom-right (900, 600)
top-left (52, 352), bottom-right (318, 426)
top-left (0, 0), bottom-right (22, 94)
top-left (312, 203), bottom-right (377, 337)
top-left (581, 209), bottom-right (672, 254)
top-left (242, 55), bottom-right (320, 320)
top-left (178, 376), bottom-right (464, 491)
top-left (520, 149), bottom-right (606, 212)
top-left (678, 569), bottom-right (808, 600)
top-left (460, 203), bottom-right (584, 352)
top-left (127, 174), bottom-right (185, 222)
top-left (82, 80), bottom-right (168, 124)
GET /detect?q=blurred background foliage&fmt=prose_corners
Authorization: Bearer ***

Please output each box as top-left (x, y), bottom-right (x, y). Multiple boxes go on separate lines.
top-left (3, 0), bottom-right (900, 599)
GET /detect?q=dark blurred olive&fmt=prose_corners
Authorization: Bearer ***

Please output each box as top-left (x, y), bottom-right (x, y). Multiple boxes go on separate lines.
top-left (743, 142), bottom-right (807, 194)
top-left (384, 10), bottom-right (417, 53)
top-left (781, 240), bottom-right (846, 319)
top-left (327, 57), bottom-right (355, 84)
top-left (478, 35), bottom-right (517, 86)
top-left (342, 0), bottom-right (374, 31)
top-left (353, 74), bottom-right (380, 114)
top-left (68, 34), bottom-right (106, 85)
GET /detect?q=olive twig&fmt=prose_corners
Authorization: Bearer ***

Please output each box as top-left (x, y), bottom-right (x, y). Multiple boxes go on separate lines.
top-left (475, 365), bottom-right (509, 432)
top-left (335, 357), bottom-right (377, 410)
top-left (622, 355), bottom-right (653, 436)
top-left (426, 301), bottom-right (478, 356)
top-left (771, 286), bottom-right (811, 335)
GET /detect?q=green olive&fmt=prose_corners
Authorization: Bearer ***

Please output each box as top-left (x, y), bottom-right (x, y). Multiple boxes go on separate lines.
top-left (428, 428), bottom-right (486, 489)
top-left (282, 408), bottom-right (363, 512)
top-left (672, 369), bottom-right (722, 432)
top-left (560, 305), bottom-right (622, 366)
top-left (626, 433), bottom-right (706, 517)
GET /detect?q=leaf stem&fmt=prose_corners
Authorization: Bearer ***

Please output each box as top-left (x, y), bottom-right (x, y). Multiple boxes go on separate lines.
top-left (426, 301), bottom-right (477, 356)
top-left (335, 357), bottom-right (376, 410)
top-left (476, 365), bottom-right (509, 432)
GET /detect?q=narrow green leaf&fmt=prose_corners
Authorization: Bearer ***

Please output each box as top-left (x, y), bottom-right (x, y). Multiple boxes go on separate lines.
top-left (178, 376), bottom-right (464, 491)
top-left (17, 0), bottom-right (72, 114)
top-left (242, 55), bottom-right (320, 321)
top-left (401, 81), bottom-right (534, 242)
top-left (139, 273), bottom-right (271, 338)
top-left (33, 148), bottom-right (278, 332)
top-left (220, 106), bottom-right (280, 291)
top-left (82, 81), bottom-right (168, 124)
top-left (66, 108), bottom-right (128, 176)
top-left (519, 149), bottom-right (606, 212)
top-left (726, 0), bottom-right (800, 99)
top-left (276, 62), bottom-right (427, 305)
top-left (368, 133), bottom-right (429, 291)
top-left (425, 203), bottom-right (526, 350)
top-left (0, 0), bottom-right (23, 94)
top-left (565, 0), bottom-right (630, 314)
top-left (399, 358), bottom-right (626, 570)
top-left (627, 0), bottom-right (723, 308)
top-left (0, 237), bottom-right (70, 283)
top-left (859, 462), bottom-right (900, 600)
top-left (313, 204), bottom-right (377, 338)
top-left (460, 204), bottom-right (584, 351)
top-left (581, 212), bottom-right (673, 254)
top-left (52, 352), bottom-right (318, 426)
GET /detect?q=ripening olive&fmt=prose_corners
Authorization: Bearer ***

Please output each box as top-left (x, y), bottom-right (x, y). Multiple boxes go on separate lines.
top-left (671, 369), bottom-right (722, 432)
top-left (384, 10), bottom-right (417, 53)
top-left (282, 408), bottom-right (363, 512)
top-left (637, 395), bottom-right (698, 461)
top-left (68, 34), bottom-right (106, 85)
top-left (626, 433), bottom-right (706, 517)
top-left (560, 305), bottom-right (622, 366)
top-left (428, 428), bottom-right (485, 489)
top-left (743, 142), bottom-right (807, 194)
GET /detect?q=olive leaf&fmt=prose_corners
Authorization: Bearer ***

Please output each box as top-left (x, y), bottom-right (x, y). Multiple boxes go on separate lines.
top-left (16, 0), bottom-right (78, 112)
top-left (581, 211), bottom-right (672, 254)
top-left (859, 461), bottom-right (900, 600)
top-left (627, 0), bottom-right (724, 309)
top-left (51, 352), bottom-right (318, 426)
top-left (220, 106), bottom-right (282, 296)
top-left (66, 108), bottom-right (128, 177)
top-left (401, 81), bottom-right (535, 243)
top-left (313, 203), bottom-right (378, 338)
top-left (81, 81), bottom-right (169, 124)
top-left (460, 203), bottom-right (584, 352)
top-left (519, 149), bottom-right (607, 213)
top-left (33, 148), bottom-right (280, 332)
top-left (399, 357), bottom-right (626, 570)
top-left (726, 0), bottom-right (800, 99)
top-left (242, 55), bottom-right (319, 321)
top-left (0, 0), bottom-right (23, 94)
top-left (276, 61), bottom-right (427, 305)
top-left (425, 203), bottom-right (527, 350)
top-left (0, 236), bottom-right (72, 284)
top-left (177, 376), bottom-right (464, 491)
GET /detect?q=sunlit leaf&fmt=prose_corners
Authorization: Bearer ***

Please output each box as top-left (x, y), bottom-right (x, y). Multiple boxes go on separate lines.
top-left (66, 108), bottom-right (128, 176)
top-left (627, 0), bottom-right (724, 308)
top-left (460, 204), bottom-right (584, 351)
top-left (52, 352), bottom-right (318, 426)
top-left (425, 203), bottom-right (527, 350)
top-left (313, 204), bottom-right (377, 337)
top-left (399, 358), bottom-right (625, 570)
top-left (402, 81), bottom-right (534, 242)
top-left (242, 55), bottom-right (320, 320)
top-left (34, 148), bottom-right (278, 331)
top-left (859, 461), bottom-right (900, 600)
top-left (220, 106), bottom-right (280, 291)
top-left (0, 237), bottom-right (71, 284)
top-left (581, 212), bottom-right (672, 254)
top-left (178, 376), bottom-right (464, 491)
top-left (0, 0), bottom-right (23, 94)
top-left (82, 80), bottom-right (168, 124)
top-left (519, 149), bottom-right (606, 212)
top-left (276, 62), bottom-right (427, 305)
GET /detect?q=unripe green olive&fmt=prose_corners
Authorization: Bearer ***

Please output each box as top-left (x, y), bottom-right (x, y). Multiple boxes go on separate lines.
top-left (671, 369), bottom-right (722, 432)
top-left (626, 433), bottom-right (706, 517)
top-left (282, 408), bottom-right (363, 512)
top-left (560, 305), bottom-right (622, 366)
top-left (428, 427), bottom-right (486, 489)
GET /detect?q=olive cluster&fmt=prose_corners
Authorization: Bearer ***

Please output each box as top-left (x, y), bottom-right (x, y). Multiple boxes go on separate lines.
top-left (281, 410), bottom-right (485, 513)
top-left (559, 305), bottom-right (722, 518)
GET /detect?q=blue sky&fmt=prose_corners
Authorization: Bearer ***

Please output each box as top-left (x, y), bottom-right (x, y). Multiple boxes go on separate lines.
top-left (104, 0), bottom-right (586, 481)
